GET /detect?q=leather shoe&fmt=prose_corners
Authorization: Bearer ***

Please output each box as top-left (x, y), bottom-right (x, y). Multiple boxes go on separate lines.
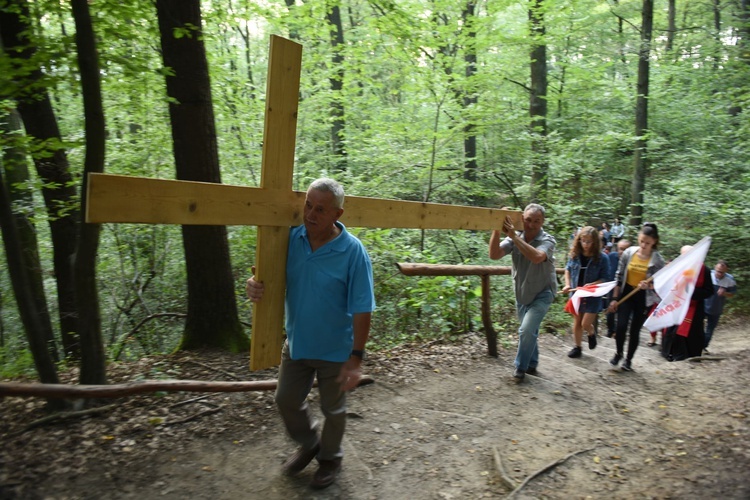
top-left (525, 366), bottom-right (538, 376)
top-left (282, 443), bottom-right (320, 476)
top-left (588, 334), bottom-right (597, 350)
top-left (610, 353), bottom-right (622, 366)
top-left (568, 346), bottom-right (582, 358)
top-left (310, 458), bottom-right (341, 489)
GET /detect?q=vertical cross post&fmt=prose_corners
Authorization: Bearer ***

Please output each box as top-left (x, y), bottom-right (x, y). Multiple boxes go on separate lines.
top-left (251, 36), bottom-right (302, 370)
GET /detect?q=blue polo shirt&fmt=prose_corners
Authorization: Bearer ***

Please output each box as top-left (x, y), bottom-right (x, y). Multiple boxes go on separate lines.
top-left (285, 222), bottom-right (375, 362)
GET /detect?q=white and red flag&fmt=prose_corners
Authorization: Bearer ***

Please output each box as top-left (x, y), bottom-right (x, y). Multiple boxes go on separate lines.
top-left (642, 236), bottom-right (712, 331)
top-left (564, 281), bottom-right (617, 314)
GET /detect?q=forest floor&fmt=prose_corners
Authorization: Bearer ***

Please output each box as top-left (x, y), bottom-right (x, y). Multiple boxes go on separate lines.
top-left (1, 317), bottom-right (749, 500)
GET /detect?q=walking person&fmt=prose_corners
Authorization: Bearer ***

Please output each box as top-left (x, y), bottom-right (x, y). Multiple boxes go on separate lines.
top-left (246, 178), bottom-right (376, 489)
top-left (661, 246), bottom-right (714, 361)
top-left (606, 223), bottom-right (666, 371)
top-left (562, 226), bottom-right (610, 358)
top-left (489, 204), bottom-right (557, 380)
top-left (605, 239), bottom-right (631, 337)
top-left (704, 260), bottom-right (737, 353)
top-left (611, 217), bottom-right (626, 243)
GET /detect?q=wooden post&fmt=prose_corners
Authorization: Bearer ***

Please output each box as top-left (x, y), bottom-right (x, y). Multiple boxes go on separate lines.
top-left (481, 275), bottom-right (497, 357)
top-left (395, 263), bottom-right (565, 357)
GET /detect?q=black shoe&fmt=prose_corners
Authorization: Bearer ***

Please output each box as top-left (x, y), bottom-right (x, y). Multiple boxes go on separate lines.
top-left (621, 359), bottom-right (633, 371)
top-left (526, 366), bottom-right (538, 376)
top-left (588, 334), bottom-right (597, 350)
top-left (282, 443), bottom-right (320, 476)
top-left (568, 346), bottom-right (582, 358)
top-left (610, 353), bottom-right (622, 366)
top-left (606, 332), bottom-right (614, 338)
top-left (513, 368), bottom-right (525, 380)
top-left (310, 458), bottom-right (342, 489)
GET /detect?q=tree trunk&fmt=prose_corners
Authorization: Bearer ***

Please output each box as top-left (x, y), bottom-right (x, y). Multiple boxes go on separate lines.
top-left (529, 0), bottom-right (548, 203)
top-left (1, 108), bottom-right (58, 362)
top-left (0, 376), bottom-right (374, 399)
top-left (630, 0), bottom-right (653, 228)
top-left (463, 1), bottom-right (479, 187)
top-left (71, 0), bottom-right (107, 385)
top-left (741, 0), bottom-right (749, 58)
top-left (155, 0), bottom-right (248, 352)
top-left (327, 1), bottom-right (347, 171)
top-left (0, 154), bottom-right (63, 411)
top-left (0, 0), bottom-right (80, 360)
top-left (666, 0), bottom-right (676, 53)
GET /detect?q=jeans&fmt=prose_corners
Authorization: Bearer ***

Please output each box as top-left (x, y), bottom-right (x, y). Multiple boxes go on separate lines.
top-left (704, 313), bottom-right (720, 348)
top-left (275, 342), bottom-right (347, 461)
top-left (514, 289), bottom-right (554, 371)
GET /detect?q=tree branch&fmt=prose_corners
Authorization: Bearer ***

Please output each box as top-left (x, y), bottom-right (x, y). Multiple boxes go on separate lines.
top-left (507, 447), bottom-right (595, 498)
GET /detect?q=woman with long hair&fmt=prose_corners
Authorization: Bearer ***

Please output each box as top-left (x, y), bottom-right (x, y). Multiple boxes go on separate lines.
top-left (563, 226), bottom-right (610, 358)
top-left (606, 223), bottom-right (666, 371)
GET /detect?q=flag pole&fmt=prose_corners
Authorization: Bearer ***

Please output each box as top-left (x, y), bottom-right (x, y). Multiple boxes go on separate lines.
top-left (614, 276), bottom-right (655, 305)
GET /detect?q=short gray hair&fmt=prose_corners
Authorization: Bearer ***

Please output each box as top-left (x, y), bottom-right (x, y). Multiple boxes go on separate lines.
top-left (309, 178), bottom-right (345, 209)
top-left (524, 203), bottom-right (545, 218)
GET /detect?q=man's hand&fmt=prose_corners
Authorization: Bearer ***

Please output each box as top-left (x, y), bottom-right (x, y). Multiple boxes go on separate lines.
top-left (245, 266), bottom-right (264, 302)
top-left (336, 358), bottom-right (362, 393)
top-left (502, 215), bottom-right (517, 239)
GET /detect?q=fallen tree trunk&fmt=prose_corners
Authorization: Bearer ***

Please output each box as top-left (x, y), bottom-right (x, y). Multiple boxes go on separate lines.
top-left (0, 375), bottom-right (374, 399)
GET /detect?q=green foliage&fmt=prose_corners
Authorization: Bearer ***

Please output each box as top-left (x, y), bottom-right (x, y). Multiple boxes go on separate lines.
top-left (0, 346), bottom-right (36, 379)
top-left (1, 0), bottom-right (748, 374)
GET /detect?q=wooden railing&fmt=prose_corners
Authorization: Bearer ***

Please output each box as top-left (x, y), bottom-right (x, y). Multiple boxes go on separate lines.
top-left (395, 263), bottom-right (564, 357)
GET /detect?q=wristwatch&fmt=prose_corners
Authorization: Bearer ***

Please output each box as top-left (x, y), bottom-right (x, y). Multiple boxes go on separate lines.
top-left (350, 349), bottom-right (364, 359)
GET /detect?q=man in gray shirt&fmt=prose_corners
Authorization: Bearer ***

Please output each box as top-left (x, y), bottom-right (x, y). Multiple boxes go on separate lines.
top-left (704, 260), bottom-right (737, 353)
top-left (489, 204), bottom-right (557, 380)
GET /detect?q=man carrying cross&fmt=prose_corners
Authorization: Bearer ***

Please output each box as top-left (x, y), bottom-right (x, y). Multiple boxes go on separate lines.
top-left (246, 177), bottom-right (375, 489)
top-left (489, 204), bottom-right (558, 380)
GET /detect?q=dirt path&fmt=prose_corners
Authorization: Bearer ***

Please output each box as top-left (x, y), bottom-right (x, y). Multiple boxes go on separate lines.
top-left (2, 321), bottom-right (749, 499)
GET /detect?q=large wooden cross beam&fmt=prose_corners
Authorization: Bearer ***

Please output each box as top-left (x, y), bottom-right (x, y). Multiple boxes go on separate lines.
top-left (86, 35), bottom-right (521, 371)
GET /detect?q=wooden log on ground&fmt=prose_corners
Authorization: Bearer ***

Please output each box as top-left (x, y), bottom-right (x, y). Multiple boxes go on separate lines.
top-left (0, 376), bottom-right (374, 399)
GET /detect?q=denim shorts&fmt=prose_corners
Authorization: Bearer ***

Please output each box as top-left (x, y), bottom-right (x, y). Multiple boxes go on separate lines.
top-left (578, 296), bottom-right (603, 314)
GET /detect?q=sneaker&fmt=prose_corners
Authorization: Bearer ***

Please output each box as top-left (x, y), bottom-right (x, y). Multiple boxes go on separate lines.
top-left (282, 443), bottom-right (320, 476)
top-left (610, 353), bottom-right (622, 366)
top-left (513, 368), bottom-right (525, 380)
top-left (310, 458), bottom-right (342, 489)
top-left (621, 359), bottom-right (633, 371)
top-left (568, 346), bottom-right (582, 358)
top-left (703, 348), bottom-right (710, 355)
top-left (588, 334), bottom-right (597, 350)
top-left (526, 366), bottom-right (538, 376)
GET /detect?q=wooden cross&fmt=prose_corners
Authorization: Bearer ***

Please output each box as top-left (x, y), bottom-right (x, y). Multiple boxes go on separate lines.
top-left (86, 35), bottom-right (522, 371)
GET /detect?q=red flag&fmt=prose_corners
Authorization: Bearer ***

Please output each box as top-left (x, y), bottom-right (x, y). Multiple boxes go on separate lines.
top-left (565, 281), bottom-right (617, 315)
top-left (564, 297), bottom-right (577, 315)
